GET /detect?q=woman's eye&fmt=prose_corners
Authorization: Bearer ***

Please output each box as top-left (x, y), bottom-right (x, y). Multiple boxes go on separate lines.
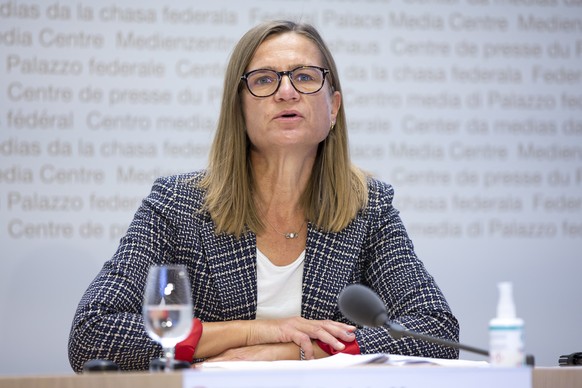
top-left (295, 73), bottom-right (314, 82)
top-left (254, 76), bottom-right (275, 85)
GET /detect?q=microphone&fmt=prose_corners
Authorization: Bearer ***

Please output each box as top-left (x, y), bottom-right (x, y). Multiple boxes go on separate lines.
top-left (338, 284), bottom-right (489, 357)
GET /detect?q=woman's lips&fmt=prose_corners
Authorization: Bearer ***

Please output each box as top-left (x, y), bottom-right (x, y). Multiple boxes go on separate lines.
top-left (274, 110), bottom-right (303, 121)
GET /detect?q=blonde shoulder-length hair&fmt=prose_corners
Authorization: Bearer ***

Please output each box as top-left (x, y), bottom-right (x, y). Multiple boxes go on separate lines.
top-left (199, 20), bottom-right (368, 237)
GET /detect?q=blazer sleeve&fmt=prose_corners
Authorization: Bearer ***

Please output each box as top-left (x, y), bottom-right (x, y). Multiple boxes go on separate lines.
top-left (353, 179), bottom-right (460, 359)
top-left (67, 175), bottom-right (187, 372)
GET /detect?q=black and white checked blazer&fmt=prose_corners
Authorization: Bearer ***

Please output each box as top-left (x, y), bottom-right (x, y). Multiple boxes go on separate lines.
top-left (68, 170), bottom-right (459, 372)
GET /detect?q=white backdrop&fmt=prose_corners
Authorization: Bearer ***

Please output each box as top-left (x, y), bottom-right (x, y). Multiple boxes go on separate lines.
top-left (1, 0), bottom-right (581, 375)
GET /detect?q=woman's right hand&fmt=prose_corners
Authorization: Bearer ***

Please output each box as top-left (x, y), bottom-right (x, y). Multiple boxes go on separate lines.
top-left (247, 317), bottom-right (356, 359)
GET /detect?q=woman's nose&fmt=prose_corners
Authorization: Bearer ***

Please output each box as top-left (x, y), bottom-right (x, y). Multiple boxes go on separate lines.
top-left (275, 75), bottom-right (300, 100)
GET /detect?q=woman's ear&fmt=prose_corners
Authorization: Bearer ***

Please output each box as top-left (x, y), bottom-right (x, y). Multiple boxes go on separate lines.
top-left (330, 90), bottom-right (341, 124)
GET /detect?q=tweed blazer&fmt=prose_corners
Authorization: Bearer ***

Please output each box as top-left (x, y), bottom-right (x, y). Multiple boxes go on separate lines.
top-left (68, 171), bottom-right (459, 372)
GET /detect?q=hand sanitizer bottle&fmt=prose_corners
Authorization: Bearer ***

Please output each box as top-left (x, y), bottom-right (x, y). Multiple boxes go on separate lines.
top-left (489, 282), bottom-right (524, 366)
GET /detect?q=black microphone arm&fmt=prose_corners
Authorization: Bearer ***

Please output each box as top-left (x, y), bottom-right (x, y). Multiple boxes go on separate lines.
top-left (338, 284), bottom-right (489, 357)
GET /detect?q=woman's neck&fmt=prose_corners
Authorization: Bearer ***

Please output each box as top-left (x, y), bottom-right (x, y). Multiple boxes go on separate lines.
top-left (250, 149), bottom-right (315, 213)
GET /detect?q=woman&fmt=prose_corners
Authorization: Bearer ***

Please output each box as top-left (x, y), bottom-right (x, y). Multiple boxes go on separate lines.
top-left (68, 20), bottom-right (459, 372)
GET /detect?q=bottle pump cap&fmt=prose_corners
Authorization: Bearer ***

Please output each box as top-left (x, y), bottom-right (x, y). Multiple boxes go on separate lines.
top-left (496, 282), bottom-right (516, 319)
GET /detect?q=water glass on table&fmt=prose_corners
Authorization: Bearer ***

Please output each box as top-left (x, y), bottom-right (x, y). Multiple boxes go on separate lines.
top-left (143, 264), bottom-right (193, 371)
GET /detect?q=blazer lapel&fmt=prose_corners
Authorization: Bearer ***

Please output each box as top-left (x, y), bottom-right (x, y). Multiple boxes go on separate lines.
top-left (302, 221), bottom-right (364, 320)
top-left (200, 221), bottom-right (257, 320)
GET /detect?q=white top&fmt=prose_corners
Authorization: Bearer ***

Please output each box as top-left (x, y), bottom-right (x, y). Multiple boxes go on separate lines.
top-left (255, 248), bottom-right (305, 320)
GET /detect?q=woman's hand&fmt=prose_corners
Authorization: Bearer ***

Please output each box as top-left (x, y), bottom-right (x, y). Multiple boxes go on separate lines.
top-left (248, 317), bottom-right (356, 360)
top-left (195, 318), bottom-right (356, 360)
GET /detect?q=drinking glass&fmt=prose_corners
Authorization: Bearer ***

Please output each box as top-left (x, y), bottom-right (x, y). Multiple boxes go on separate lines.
top-left (143, 264), bottom-right (193, 371)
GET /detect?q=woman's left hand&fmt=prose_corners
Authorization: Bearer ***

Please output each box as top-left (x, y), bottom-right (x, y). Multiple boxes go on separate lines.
top-left (248, 317), bottom-right (356, 359)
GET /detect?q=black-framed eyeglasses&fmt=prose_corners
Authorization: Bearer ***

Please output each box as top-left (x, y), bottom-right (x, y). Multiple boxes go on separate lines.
top-left (241, 66), bottom-right (330, 97)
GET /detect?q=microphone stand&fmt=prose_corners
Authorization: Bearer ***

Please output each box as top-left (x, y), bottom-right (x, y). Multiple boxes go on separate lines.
top-left (387, 321), bottom-right (535, 366)
top-left (385, 320), bottom-right (489, 357)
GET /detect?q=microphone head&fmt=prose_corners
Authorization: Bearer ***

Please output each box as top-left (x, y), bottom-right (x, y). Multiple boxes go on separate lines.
top-left (338, 284), bottom-right (388, 327)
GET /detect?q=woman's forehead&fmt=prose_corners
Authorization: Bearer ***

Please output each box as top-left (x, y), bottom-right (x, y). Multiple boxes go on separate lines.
top-left (248, 32), bottom-right (323, 70)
